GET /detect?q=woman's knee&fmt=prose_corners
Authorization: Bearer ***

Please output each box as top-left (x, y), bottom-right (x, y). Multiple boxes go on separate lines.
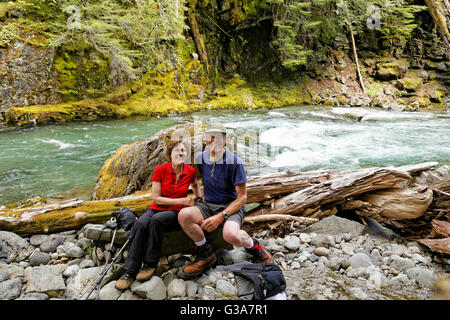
top-left (178, 207), bottom-right (201, 226)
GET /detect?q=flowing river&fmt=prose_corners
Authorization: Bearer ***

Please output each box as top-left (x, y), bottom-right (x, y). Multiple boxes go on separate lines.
top-left (1, 105), bottom-right (449, 206)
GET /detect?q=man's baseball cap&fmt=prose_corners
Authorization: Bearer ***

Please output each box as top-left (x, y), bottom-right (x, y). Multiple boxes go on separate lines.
top-left (204, 124), bottom-right (227, 135)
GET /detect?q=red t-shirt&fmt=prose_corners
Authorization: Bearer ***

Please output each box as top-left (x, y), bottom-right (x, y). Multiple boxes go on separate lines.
top-left (149, 162), bottom-right (197, 211)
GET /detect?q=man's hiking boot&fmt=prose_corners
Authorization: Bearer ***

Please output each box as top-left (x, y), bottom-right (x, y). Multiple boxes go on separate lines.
top-left (115, 272), bottom-right (135, 291)
top-left (136, 264), bottom-right (156, 282)
top-left (178, 242), bottom-right (216, 279)
top-left (245, 238), bottom-right (273, 264)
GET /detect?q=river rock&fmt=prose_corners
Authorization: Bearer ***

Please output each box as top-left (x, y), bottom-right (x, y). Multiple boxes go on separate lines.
top-left (303, 216), bottom-right (365, 239)
top-left (406, 267), bottom-right (436, 288)
top-left (29, 250), bottom-right (51, 266)
top-left (349, 253), bottom-right (373, 268)
top-left (66, 266), bottom-right (113, 300)
top-left (284, 236), bottom-right (300, 251)
top-left (315, 247), bottom-right (331, 257)
top-left (388, 255), bottom-right (416, 272)
top-left (17, 292), bottom-right (49, 300)
top-left (167, 278), bottom-right (186, 298)
top-left (311, 234), bottom-right (332, 248)
top-left (99, 281), bottom-right (123, 300)
top-left (131, 276), bottom-right (167, 300)
top-left (0, 278), bottom-right (22, 300)
top-left (24, 265), bottom-right (66, 298)
top-left (216, 279), bottom-right (237, 297)
top-left (63, 264), bottom-right (80, 278)
top-left (0, 231), bottom-right (34, 262)
top-left (67, 246), bottom-right (84, 259)
top-left (40, 234), bottom-right (65, 253)
top-left (29, 234), bottom-right (49, 246)
top-left (186, 280), bottom-right (199, 297)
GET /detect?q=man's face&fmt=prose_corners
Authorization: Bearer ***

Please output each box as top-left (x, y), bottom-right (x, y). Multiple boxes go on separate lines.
top-left (205, 132), bottom-right (225, 153)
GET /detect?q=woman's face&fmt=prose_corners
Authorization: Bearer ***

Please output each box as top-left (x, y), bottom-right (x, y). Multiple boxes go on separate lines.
top-left (171, 143), bottom-right (188, 165)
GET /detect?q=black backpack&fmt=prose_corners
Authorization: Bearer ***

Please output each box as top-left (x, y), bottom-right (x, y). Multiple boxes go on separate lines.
top-left (233, 262), bottom-right (286, 300)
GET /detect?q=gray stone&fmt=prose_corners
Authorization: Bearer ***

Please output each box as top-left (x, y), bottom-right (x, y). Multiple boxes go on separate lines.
top-left (40, 234), bottom-right (65, 253)
top-left (284, 236), bottom-right (301, 251)
top-left (406, 267), bottom-right (435, 288)
top-left (168, 278), bottom-right (186, 298)
top-left (67, 246), bottom-right (84, 258)
top-left (29, 250), bottom-right (51, 266)
top-left (186, 280), bottom-right (199, 297)
top-left (216, 248), bottom-right (234, 266)
top-left (80, 259), bottom-right (96, 269)
top-left (0, 278), bottom-right (22, 299)
top-left (132, 276), bottom-right (167, 300)
top-left (30, 234), bottom-right (49, 246)
top-left (230, 247), bottom-right (252, 264)
top-left (24, 265), bottom-right (66, 298)
top-left (216, 279), bottom-right (237, 297)
top-left (16, 292), bottom-right (49, 300)
top-left (303, 216), bottom-right (365, 239)
top-left (163, 272), bottom-right (178, 286)
top-left (0, 263), bottom-right (24, 279)
top-left (346, 267), bottom-right (370, 279)
top-left (63, 264), bottom-right (80, 278)
top-left (99, 281), bottom-right (123, 300)
top-left (0, 231), bottom-right (34, 262)
top-left (314, 247), bottom-right (331, 257)
top-left (389, 255), bottom-right (415, 272)
top-left (349, 253), bottom-right (373, 268)
top-left (299, 233), bottom-right (311, 243)
top-left (66, 266), bottom-right (114, 300)
top-left (0, 270), bottom-right (9, 282)
top-left (311, 234), bottom-right (332, 248)
top-left (117, 290), bottom-right (143, 300)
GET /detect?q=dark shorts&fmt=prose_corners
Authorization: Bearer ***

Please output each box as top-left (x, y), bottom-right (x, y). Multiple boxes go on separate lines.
top-left (195, 201), bottom-right (245, 227)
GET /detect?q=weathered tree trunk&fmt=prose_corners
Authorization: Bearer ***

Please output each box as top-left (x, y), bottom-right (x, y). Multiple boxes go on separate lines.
top-left (188, 0), bottom-right (209, 69)
top-left (425, 0), bottom-right (450, 47)
top-left (0, 193), bottom-right (153, 236)
top-left (418, 237), bottom-right (450, 255)
top-left (354, 185), bottom-right (434, 219)
top-left (0, 162), bottom-right (440, 236)
top-left (247, 167), bottom-right (412, 217)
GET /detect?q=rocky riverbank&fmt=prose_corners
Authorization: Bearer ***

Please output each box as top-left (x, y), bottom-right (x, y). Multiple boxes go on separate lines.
top-left (0, 215), bottom-right (448, 300)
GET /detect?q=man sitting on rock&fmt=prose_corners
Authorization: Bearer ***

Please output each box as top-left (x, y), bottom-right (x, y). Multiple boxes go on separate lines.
top-left (177, 125), bottom-right (273, 279)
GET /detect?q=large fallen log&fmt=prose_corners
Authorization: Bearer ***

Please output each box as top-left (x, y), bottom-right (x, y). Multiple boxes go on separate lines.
top-left (247, 167), bottom-right (413, 217)
top-left (418, 238), bottom-right (450, 255)
top-left (0, 162), bottom-right (440, 236)
top-left (0, 193), bottom-right (153, 236)
top-left (354, 185), bottom-right (433, 219)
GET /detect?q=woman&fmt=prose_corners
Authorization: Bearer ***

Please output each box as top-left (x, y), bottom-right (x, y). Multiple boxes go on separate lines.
top-left (115, 139), bottom-right (201, 290)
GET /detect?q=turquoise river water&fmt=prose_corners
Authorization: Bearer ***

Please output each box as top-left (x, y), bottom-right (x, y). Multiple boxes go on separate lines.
top-left (0, 105), bottom-right (449, 206)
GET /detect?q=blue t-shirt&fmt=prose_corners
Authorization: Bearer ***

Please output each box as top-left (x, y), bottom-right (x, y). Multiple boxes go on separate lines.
top-left (195, 149), bottom-right (247, 203)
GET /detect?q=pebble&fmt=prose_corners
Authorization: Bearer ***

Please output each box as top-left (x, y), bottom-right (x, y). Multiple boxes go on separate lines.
top-left (0, 214), bottom-right (444, 301)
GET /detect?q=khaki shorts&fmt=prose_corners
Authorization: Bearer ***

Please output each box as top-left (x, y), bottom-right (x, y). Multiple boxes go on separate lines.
top-left (195, 201), bottom-right (245, 227)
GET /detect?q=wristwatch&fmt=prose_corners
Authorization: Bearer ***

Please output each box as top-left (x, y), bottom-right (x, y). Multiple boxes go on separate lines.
top-left (222, 211), bottom-right (229, 219)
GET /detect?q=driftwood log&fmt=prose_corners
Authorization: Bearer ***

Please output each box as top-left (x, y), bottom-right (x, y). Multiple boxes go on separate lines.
top-left (0, 162), bottom-right (441, 238)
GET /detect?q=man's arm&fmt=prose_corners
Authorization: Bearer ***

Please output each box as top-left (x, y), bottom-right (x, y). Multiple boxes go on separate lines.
top-left (200, 182), bottom-right (247, 232)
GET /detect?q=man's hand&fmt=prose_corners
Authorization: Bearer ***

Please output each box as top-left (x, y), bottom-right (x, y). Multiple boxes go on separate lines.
top-left (200, 214), bottom-right (224, 232)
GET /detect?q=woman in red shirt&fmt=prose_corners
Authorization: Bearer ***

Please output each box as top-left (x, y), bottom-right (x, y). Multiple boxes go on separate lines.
top-left (115, 139), bottom-right (201, 290)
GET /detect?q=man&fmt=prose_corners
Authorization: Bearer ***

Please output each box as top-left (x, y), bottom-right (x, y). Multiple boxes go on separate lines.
top-left (177, 125), bottom-right (272, 279)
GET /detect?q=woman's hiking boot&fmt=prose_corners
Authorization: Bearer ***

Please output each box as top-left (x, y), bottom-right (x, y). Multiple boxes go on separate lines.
top-left (245, 238), bottom-right (273, 264)
top-left (115, 272), bottom-right (135, 291)
top-left (136, 264), bottom-right (156, 282)
top-left (178, 242), bottom-right (216, 279)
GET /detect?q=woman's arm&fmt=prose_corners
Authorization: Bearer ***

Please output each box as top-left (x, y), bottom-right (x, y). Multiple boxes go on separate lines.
top-left (152, 181), bottom-right (194, 207)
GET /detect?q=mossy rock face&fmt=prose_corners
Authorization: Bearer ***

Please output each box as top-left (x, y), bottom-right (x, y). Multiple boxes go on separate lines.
top-left (374, 58), bottom-right (409, 81)
top-left (396, 77), bottom-right (423, 92)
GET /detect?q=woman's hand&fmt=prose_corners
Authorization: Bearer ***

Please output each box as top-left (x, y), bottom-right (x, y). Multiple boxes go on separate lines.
top-left (183, 197), bottom-right (195, 207)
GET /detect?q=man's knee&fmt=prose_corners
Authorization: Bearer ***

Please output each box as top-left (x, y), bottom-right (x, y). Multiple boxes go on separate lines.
top-left (222, 221), bottom-right (241, 245)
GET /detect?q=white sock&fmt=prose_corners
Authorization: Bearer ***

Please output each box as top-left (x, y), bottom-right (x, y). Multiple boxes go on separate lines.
top-left (245, 238), bottom-right (254, 249)
top-left (194, 238), bottom-right (206, 247)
